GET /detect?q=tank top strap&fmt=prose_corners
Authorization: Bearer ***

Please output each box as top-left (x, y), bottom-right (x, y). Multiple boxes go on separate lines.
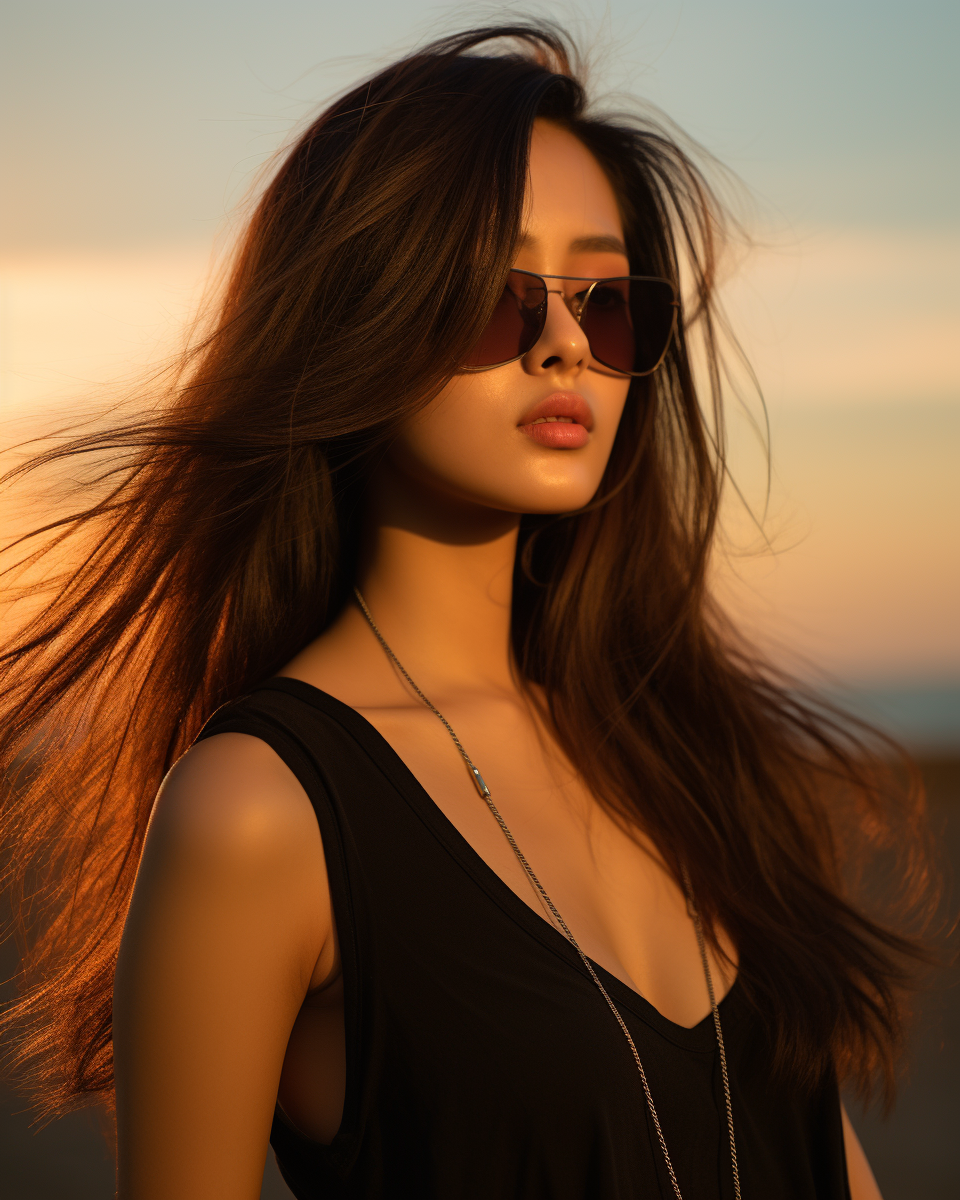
top-left (194, 677), bottom-right (850, 1200)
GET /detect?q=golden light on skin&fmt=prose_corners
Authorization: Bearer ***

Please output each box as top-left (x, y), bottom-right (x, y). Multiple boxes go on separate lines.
top-left (386, 119), bottom-right (633, 521)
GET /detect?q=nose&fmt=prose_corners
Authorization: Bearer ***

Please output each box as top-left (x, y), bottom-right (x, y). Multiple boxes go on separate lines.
top-left (522, 291), bottom-right (589, 376)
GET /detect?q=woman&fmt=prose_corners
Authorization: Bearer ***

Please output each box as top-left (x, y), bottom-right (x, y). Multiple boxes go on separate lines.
top-left (0, 23), bottom-right (935, 1200)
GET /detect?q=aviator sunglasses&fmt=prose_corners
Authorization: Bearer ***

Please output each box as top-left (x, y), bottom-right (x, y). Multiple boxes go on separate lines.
top-left (463, 269), bottom-right (679, 376)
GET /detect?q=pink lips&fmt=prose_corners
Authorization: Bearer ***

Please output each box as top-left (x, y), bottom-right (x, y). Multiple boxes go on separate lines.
top-left (518, 392), bottom-right (593, 449)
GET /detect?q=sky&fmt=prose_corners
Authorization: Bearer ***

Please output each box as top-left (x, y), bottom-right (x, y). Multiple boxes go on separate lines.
top-left (3, 0), bottom-right (958, 247)
top-left (1, 0), bottom-right (958, 708)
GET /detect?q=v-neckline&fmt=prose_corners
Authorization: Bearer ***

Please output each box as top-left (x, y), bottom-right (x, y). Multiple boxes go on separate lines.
top-left (262, 675), bottom-right (741, 1051)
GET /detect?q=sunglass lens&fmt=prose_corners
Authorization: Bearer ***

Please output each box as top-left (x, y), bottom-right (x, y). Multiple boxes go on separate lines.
top-left (580, 278), bottom-right (676, 375)
top-left (464, 270), bottom-right (547, 369)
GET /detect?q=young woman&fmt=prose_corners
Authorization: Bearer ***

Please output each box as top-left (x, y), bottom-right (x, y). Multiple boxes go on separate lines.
top-left (0, 23), bottom-right (935, 1200)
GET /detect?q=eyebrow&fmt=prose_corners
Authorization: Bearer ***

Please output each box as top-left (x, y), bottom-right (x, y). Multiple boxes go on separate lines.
top-left (519, 232), bottom-right (629, 256)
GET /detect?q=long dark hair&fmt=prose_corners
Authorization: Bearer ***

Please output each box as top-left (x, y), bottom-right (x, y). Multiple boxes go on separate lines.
top-left (0, 22), bottom-right (936, 1122)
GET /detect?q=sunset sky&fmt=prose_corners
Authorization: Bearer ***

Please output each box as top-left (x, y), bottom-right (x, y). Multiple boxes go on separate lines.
top-left (1, 1), bottom-right (958, 706)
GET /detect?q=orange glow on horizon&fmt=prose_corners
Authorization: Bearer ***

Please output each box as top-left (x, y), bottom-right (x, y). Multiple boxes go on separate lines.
top-left (2, 233), bottom-right (958, 682)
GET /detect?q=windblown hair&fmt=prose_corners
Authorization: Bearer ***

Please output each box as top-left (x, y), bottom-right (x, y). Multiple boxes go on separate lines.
top-left (0, 23), bottom-right (936, 1121)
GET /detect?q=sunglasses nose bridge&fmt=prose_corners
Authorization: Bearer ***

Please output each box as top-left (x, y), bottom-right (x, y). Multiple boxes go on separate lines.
top-left (543, 281), bottom-right (596, 325)
top-left (530, 289), bottom-right (592, 368)
top-left (463, 269), bottom-right (675, 375)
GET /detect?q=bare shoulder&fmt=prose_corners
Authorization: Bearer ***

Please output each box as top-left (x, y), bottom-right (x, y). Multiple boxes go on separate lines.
top-left (142, 732), bottom-right (328, 903)
top-left (116, 738), bottom-right (334, 1198)
top-left (126, 731), bottom-right (334, 996)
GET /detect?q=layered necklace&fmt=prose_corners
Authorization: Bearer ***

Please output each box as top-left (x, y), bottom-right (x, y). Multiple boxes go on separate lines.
top-left (354, 588), bottom-right (740, 1200)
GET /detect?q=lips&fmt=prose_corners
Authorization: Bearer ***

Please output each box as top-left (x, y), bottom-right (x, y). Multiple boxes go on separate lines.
top-left (518, 392), bottom-right (593, 450)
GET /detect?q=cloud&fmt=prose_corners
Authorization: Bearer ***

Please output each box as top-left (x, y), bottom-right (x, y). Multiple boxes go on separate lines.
top-left (718, 227), bottom-right (960, 406)
top-left (0, 243), bottom-right (214, 419)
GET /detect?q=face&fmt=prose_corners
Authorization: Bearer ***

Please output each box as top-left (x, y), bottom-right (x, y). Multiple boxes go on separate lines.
top-left (387, 119), bottom-right (633, 517)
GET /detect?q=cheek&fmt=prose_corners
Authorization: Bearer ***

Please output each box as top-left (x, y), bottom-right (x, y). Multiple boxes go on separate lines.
top-left (396, 365), bottom-right (552, 476)
top-left (392, 375), bottom-right (504, 481)
top-left (391, 372), bottom-right (632, 512)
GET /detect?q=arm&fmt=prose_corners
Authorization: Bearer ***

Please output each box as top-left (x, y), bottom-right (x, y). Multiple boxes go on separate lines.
top-left (113, 732), bottom-right (333, 1200)
top-left (841, 1104), bottom-right (884, 1200)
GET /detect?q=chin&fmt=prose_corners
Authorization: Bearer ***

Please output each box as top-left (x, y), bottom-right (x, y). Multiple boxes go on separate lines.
top-left (494, 479), bottom-right (603, 515)
top-left (524, 469), bottom-right (605, 514)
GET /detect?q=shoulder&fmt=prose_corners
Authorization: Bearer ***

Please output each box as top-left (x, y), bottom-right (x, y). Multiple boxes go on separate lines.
top-left (115, 738), bottom-right (336, 1154)
top-left (143, 731), bottom-right (326, 891)
top-left (278, 601), bottom-right (408, 710)
top-left (128, 732), bottom-right (333, 985)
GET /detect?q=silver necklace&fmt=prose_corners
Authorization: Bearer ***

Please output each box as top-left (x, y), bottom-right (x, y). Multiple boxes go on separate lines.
top-left (354, 588), bottom-right (741, 1200)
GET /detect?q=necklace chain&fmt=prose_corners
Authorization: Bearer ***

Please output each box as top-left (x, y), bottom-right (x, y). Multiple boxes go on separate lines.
top-left (354, 588), bottom-right (740, 1200)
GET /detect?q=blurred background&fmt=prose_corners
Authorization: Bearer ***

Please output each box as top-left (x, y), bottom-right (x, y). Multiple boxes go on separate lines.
top-left (1, 1), bottom-right (957, 1196)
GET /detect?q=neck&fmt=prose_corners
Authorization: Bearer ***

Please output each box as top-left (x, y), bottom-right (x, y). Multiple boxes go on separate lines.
top-left (357, 464), bottom-right (520, 695)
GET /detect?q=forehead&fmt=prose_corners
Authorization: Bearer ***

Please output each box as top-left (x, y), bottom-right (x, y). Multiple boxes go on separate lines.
top-left (521, 119), bottom-right (625, 251)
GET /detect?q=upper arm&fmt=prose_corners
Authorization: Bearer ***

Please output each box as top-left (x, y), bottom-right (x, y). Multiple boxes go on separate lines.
top-left (113, 732), bottom-right (332, 1200)
top-left (841, 1104), bottom-right (884, 1200)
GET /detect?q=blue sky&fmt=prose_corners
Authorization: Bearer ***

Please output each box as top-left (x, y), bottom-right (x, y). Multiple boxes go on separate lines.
top-left (2, 0), bottom-right (958, 249)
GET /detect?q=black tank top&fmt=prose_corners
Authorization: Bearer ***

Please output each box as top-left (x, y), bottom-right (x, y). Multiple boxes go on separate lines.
top-left (197, 678), bottom-right (850, 1200)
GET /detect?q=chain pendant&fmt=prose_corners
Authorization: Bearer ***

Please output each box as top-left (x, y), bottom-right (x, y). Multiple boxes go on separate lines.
top-left (353, 588), bottom-right (741, 1200)
top-left (469, 765), bottom-right (491, 798)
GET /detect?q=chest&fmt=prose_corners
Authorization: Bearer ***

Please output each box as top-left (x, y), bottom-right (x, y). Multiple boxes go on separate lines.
top-left (355, 695), bottom-right (735, 1027)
